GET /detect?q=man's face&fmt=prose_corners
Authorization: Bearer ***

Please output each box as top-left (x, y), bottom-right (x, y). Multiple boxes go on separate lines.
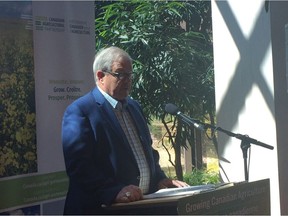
top-left (97, 57), bottom-right (133, 101)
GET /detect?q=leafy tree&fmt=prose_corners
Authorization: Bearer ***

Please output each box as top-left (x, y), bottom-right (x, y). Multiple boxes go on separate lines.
top-left (95, 0), bottom-right (215, 180)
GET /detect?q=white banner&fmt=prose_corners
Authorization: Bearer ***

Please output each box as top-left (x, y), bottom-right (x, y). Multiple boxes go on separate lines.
top-left (33, 1), bottom-right (95, 174)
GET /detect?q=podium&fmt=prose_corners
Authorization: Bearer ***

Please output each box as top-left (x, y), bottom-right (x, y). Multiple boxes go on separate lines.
top-left (105, 179), bottom-right (270, 215)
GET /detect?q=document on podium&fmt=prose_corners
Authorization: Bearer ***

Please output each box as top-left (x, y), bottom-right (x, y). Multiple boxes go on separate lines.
top-left (143, 184), bottom-right (216, 199)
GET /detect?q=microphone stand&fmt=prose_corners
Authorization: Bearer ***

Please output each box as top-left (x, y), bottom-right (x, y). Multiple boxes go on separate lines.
top-left (195, 121), bottom-right (274, 182)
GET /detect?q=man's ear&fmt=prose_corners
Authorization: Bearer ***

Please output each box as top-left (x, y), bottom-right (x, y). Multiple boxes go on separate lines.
top-left (96, 70), bottom-right (105, 81)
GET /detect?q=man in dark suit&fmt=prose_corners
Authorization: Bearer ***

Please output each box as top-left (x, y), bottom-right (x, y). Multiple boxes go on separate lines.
top-left (62, 46), bottom-right (188, 214)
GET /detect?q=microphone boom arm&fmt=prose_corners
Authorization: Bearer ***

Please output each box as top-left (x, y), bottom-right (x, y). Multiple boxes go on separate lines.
top-left (201, 122), bottom-right (274, 150)
top-left (201, 121), bottom-right (274, 181)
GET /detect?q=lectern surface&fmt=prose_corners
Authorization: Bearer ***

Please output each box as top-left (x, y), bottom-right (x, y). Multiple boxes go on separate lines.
top-left (104, 179), bottom-right (270, 215)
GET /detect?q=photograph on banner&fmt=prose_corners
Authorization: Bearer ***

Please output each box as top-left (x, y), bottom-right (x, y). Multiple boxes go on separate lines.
top-left (0, 2), bottom-right (38, 213)
top-left (0, 1), bottom-right (36, 179)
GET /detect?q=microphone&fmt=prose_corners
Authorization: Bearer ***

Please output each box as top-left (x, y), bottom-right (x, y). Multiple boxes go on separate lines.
top-left (164, 103), bottom-right (204, 131)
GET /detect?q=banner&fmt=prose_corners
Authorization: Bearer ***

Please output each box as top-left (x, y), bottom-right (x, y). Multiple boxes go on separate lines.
top-left (0, 1), bottom-right (95, 214)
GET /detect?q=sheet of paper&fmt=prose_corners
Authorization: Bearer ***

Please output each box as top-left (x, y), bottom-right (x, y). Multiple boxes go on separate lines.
top-left (143, 184), bottom-right (216, 199)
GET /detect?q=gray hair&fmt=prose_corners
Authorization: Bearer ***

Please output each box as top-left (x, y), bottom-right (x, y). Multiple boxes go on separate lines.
top-left (93, 46), bottom-right (132, 81)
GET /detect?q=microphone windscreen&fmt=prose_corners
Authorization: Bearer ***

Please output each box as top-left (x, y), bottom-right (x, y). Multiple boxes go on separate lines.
top-left (164, 103), bottom-right (179, 115)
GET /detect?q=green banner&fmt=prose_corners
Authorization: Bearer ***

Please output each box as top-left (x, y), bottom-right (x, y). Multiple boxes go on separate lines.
top-left (0, 171), bottom-right (68, 211)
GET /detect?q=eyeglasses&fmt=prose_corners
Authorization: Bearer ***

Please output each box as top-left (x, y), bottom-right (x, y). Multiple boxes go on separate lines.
top-left (104, 71), bottom-right (134, 80)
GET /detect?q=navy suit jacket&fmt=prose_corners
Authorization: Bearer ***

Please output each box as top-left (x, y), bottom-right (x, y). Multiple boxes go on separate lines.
top-left (62, 87), bottom-right (167, 214)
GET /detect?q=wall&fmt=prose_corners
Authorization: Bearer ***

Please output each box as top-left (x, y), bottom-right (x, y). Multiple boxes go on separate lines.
top-left (211, 0), bottom-right (284, 214)
top-left (270, 1), bottom-right (288, 214)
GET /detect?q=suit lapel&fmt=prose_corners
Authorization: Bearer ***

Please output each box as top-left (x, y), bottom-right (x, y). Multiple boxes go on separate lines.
top-left (92, 87), bottom-right (137, 160)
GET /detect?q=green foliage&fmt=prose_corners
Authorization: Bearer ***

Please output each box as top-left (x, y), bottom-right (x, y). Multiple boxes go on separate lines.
top-left (95, 0), bottom-right (215, 180)
top-left (0, 21), bottom-right (36, 177)
top-left (183, 169), bottom-right (220, 185)
top-left (95, 1), bottom-right (214, 119)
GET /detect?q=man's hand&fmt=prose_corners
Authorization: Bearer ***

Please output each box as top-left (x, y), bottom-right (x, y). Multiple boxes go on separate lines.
top-left (158, 178), bottom-right (189, 189)
top-left (114, 185), bottom-right (143, 203)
